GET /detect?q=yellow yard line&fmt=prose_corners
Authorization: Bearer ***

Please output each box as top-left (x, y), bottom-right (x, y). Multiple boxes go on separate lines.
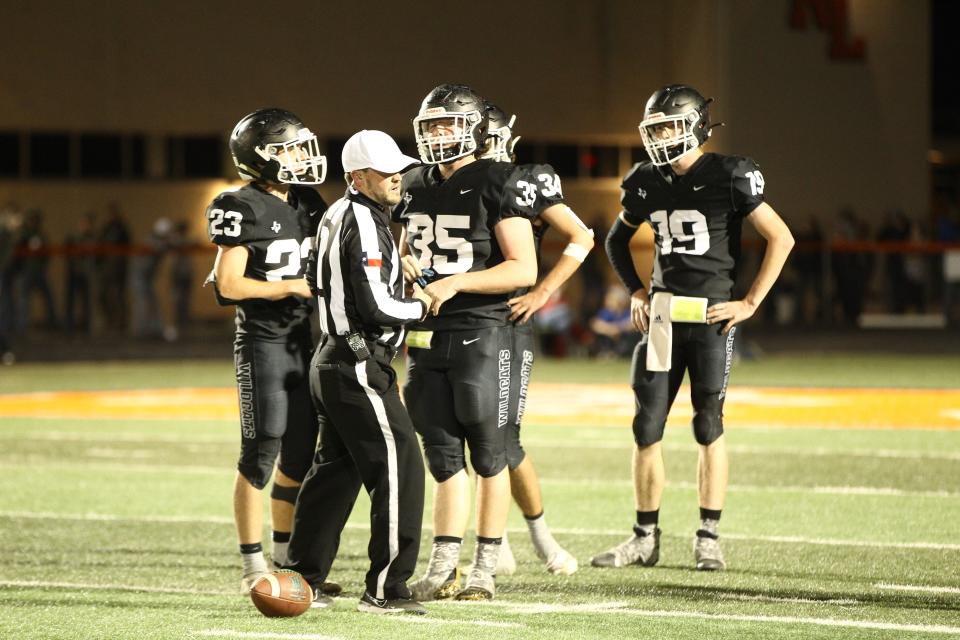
top-left (0, 384), bottom-right (958, 429)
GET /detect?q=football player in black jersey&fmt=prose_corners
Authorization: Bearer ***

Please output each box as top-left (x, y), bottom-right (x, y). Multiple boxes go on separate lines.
top-left (205, 108), bottom-right (334, 593)
top-left (479, 103), bottom-right (592, 577)
top-left (591, 85), bottom-right (794, 571)
top-left (392, 84), bottom-right (538, 601)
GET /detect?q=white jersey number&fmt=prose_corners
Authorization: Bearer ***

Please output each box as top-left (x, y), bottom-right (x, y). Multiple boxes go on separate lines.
top-left (407, 214), bottom-right (474, 275)
top-left (536, 173), bottom-right (563, 198)
top-left (264, 237), bottom-right (313, 281)
top-left (745, 170), bottom-right (765, 196)
top-left (208, 209), bottom-right (242, 238)
top-left (649, 209), bottom-right (710, 256)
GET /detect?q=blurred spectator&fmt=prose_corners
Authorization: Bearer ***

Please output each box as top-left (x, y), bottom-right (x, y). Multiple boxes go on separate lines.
top-left (577, 212), bottom-right (610, 322)
top-left (935, 196), bottom-right (960, 325)
top-left (832, 207), bottom-right (870, 324)
top-left (15, 209), bottom-right (59, 331)
top-left (534, 287), bottom-right (574, 356)
top-left (876, 209), bottom-right (911, 313)
top-left (901, 221), bottom-right (928, 313)
top-left (792, 216), bottom-right (824, 323)
top-left (168, 220), bottom-right (195, 339)
top-left (588, 285), bottom-right (637, 359)
top-left (64, 212), bottom-right (97, 334)
top-left (0, 205), bottom-right (23, 363)
top-left (130, 217), bottom-right (172, 339)
top-left (97, 202), bottom-right (131, 332)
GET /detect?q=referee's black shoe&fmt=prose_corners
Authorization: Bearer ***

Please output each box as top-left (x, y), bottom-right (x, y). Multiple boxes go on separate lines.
top-left (357, 591), bottom-right (427, 615)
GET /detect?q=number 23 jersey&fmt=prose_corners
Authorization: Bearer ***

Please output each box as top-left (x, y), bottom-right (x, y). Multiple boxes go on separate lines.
top-left (392, 158), bottom-right (538, 331)
top-left (205, 183), bottom-right (327, 339)
top-left (620, 152), bottom-right (764, 301)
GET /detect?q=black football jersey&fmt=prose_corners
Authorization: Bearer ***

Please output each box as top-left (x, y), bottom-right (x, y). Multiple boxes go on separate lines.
top-left (392, 158), bottom-right (538, 330)
top-left (514, 163), bottom-right (565, 296)
top-left (205, 183), bottom-right (327, 339)
top-left (620, 153), bottom-right (764, 301)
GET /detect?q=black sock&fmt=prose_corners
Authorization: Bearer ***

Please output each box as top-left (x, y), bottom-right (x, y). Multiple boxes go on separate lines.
top-left (272, 531), bottom-right (291, 543)
top-left (239, 542), bottom-right (263, 555)
top-left (477, 536), bottom-right (502, 545)
top-left (636, 510), bottom-right (659, 527)
top-left (699, 508), bottom-right (722, 521)
top-left (434, 536), bottom-right (462, 545)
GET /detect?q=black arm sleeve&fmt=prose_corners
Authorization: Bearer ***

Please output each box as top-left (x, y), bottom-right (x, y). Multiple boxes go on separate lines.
top-left (605, 217), bottom-right (645, 294)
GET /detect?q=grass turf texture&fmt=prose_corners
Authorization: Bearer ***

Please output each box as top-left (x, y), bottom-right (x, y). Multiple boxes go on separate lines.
top-left (0, 356), bottom-right (958, 639)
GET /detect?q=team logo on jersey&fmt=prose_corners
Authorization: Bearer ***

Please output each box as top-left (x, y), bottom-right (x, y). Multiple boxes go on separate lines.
top-left (638, 187), bottom-right (647, 199)
top-left (402, 192), bottom-right (413, 205)
top-left (362, 252), bottom-right (382, 268)
top-left (271, 221), bottom-right (281, 233)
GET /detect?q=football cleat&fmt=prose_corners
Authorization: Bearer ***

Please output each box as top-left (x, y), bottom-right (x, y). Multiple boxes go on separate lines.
top-left (543, 548), bottom-right (579, 576)
top-left (410, 566), bottom-right (460, 602)
top-left (590, 527), bottom-right (660, 568)
top-left (240, 570), bottom-right (269, 593)
top-left (694, 531), bottom-right (726, 571)
top-left (310, 588), bottom-right (334, 609)
top-left (455, 567), bottom-right (495, 601)
top-left (316, 581), bottom-right (342, 596)
top-left (357, 591), bottom-right (426, 615)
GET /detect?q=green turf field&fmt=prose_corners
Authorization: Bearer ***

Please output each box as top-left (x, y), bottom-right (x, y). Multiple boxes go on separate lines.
top-left (1, 356), bottom-right (959, 639)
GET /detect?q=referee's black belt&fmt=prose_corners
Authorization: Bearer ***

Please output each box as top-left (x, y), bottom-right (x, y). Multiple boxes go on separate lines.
top-left (319, 334), bottom-right (397, 363)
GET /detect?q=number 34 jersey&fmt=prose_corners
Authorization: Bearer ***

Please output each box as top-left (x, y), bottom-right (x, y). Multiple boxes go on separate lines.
top-left (620, 152), bottom-right (765, 301)
top-left (392, 158), bottom-right (538, 331)
top-left (205, 183), bottom-right (327, 339)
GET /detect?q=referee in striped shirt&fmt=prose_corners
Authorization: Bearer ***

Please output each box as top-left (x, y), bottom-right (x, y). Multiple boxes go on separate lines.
top-left (287, 130), bottom-right (432, 615)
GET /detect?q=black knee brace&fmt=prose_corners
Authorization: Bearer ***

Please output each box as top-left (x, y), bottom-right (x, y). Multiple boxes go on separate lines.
top-left (270, 482), bottom-right (301, 505)
top-left (424, 444), bottom-right (466, 483)
top-left (692, 395), bottom-right (724, 445)
top-left (470, 447), bottom-right (507, 478)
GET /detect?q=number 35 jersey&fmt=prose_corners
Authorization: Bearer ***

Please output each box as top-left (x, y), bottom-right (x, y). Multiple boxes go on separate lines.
top-left (620, 153), bottom-right (765, 301)
top-left (392, 158), bottom-right (538, 331)
top-left (205, 183), bottom-right (327, 339)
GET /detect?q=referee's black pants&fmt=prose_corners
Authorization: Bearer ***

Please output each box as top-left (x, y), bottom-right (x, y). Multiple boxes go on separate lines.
top-left (287, 338), bottom-right (424, 600)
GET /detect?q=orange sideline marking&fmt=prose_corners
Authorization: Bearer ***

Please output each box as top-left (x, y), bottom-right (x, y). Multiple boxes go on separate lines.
top-left (0, 385), bottom-right (958, 429)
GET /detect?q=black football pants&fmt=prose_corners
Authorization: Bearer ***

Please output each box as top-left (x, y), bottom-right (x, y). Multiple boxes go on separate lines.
top-left (287, 339), bottom-right (424, 600)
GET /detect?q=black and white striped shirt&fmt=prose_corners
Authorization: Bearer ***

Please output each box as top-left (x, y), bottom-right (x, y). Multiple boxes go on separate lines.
top-left (310, 187), bottom-right (424, 348)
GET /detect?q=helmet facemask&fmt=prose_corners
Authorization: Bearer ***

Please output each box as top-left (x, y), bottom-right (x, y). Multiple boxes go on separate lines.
top-left (481, 114), bottom-right (518, 162)
top-left (639, 109), bottom-right (704, 166)
top-left (257, 127), bottom-right (327, 184)
top-left (414, 108), bottom-right (484, 164)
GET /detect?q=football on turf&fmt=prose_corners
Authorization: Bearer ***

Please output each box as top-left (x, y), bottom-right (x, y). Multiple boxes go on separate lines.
top-left (249, 569), bottom-right (312, 617)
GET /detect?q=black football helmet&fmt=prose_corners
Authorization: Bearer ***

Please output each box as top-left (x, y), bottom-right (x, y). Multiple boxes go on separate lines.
top-left (413, 84), bottom-right (488, 164)
top-left (638, 85), bottom-right (713, 166)
top-left (481, 102), bottom-right (519, 163)
top-left (229, 108), bottom-right (326, 184)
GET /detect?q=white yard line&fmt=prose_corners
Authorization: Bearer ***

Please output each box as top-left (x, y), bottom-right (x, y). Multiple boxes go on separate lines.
top-left (2, 510), bottom-right (958, 551)
top-left (0, 579), bottom-right (231, 596)
top-left (437, 601), bottom-right (960, 635)
top-left (874, 583), bottom-right (960, 595)
top-left (5, 579), bottom-right (955, 634)
top-left (384, 618), bottom-right (523, 628)
top-left (196, 631), bottom-right (342, 640)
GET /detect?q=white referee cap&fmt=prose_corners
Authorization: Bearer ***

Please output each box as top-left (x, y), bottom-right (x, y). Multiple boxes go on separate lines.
top-left (342, 130), bottom-right (420, 174)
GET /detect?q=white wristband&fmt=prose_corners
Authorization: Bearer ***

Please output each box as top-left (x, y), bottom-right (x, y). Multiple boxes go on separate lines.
top-left (562, 242), bottom-right (590, 262)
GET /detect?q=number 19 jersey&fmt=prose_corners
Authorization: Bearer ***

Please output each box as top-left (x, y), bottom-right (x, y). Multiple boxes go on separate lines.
top-left (620, 153), bottom-right (764, 301)
top-left (205, 183), bottom-right (327, 339)
top-left (392, 158), bottom-right (538, 331)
